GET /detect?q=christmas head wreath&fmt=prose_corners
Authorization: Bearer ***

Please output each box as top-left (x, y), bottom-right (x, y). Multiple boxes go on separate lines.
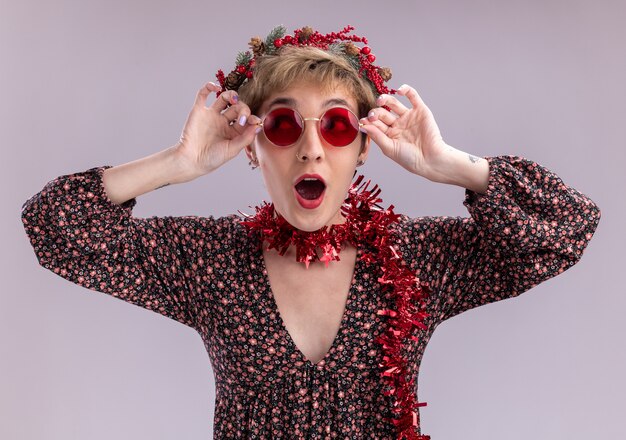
top-left (214, 24), bottom-right (398, 101)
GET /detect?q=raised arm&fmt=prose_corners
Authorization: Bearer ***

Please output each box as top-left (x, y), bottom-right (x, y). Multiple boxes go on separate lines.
top-left (20, 81), bottom-right (261, 331)
top-left (393, 155), bottom-right (601, 326)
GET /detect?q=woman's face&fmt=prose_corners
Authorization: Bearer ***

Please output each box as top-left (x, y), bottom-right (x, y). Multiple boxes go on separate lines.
top-left (247, 81), bottom-right (371, 232)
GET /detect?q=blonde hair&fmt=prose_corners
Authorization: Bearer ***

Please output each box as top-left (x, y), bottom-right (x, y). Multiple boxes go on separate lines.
top-left (238, 45), bottom-right (377, 151)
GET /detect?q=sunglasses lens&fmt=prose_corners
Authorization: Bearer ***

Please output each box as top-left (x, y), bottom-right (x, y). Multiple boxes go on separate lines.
top-left (262, 107), bottom-right (360, 147)
top-left (263, 108), bottom-right (302, 147)
top-left (320, 107), bottom-right (360, 147)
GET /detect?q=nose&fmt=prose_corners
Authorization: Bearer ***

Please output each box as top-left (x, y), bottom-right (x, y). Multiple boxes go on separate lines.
top-left (295, 119), bottom-right (325, 162)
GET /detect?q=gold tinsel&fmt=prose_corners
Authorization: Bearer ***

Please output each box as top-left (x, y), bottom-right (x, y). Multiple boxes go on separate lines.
top-left (248, 36), bottom-right (265, 57)
top-left (378, 67), bottom-right (392, 81)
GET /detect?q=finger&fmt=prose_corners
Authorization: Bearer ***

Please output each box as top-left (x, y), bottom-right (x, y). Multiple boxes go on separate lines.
top-left (221, 106), bottom-right (249, 127)
top-left (370, 119), bottom-right (391, 133)
top-left (221, 103), bottom-right (259, 128)
top-left (365, 108), bottom-right (398, 127)
top-left (360, 123), bottom-right (393, 153)
top-left (195, 82), bottom-right (221, 107)
top-left (248, 114), bottom-right (262, 125)
top-left (224, 113), bottom-right (262, 141)
top-left (229, 120), bottom-right (262, 153)
top-left (397, 84), bottom-right (426, 109)
top-left (360, 116), bottom-right (390, 134)
top-left (376, 93), bottom-right (409, 116)
top-left (210, 89), bottom-right (240, 113)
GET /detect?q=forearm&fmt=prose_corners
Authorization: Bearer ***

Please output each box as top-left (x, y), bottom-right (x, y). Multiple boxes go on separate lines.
top-left (102, 146), bottom-right (193, 206)
top-left (425, 144), bottom-right (490, 194)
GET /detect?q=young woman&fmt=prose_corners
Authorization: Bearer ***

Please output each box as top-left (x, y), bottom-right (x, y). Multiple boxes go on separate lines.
top-left (21, 25), bottom-right (601, 439)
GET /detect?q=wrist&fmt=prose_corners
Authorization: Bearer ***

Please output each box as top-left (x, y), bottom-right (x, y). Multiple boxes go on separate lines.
top-left (169, 143), bottom-right (205, 184)
top-left (425, 144), bottom-right (490, 194)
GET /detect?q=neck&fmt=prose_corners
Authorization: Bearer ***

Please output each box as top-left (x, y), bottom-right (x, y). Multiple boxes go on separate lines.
top-left (271, 207), bottom-right (348, 231)
top-left (240, 174), bottom-right (374, 268)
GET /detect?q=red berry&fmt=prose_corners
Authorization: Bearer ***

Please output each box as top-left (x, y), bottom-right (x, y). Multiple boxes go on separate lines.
top-left (367, 54), bottom-right (376, 62)
top-left (246, 71), bottom-right (253, 79)
top-left (361, 46), bottom-right (371, 55)
top-left (274, 38), bottom-right (283, 47)
top-left (237, 65), bottom-right (246, 74)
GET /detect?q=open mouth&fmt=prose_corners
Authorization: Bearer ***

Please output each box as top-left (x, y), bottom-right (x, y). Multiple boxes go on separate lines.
top-left (293, 176), bottom-right (326, 209)
top-left (294, 178), bottom-right (326, 200)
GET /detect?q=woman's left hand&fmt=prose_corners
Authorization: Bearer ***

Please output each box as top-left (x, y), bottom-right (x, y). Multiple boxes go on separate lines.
top-left (360, 84), bottom-right (448, 179)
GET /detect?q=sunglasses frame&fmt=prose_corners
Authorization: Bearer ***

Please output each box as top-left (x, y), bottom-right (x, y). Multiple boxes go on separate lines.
top-left (256, 106), bottom-right (365, 148)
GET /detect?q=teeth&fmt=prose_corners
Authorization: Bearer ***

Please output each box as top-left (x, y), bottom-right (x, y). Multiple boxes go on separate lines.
top-left (297, 177), bottom-right (325, 187)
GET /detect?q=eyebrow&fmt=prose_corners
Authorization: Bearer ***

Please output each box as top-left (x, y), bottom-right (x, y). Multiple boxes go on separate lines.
top-left (265, 97), bottom-right (353, 112)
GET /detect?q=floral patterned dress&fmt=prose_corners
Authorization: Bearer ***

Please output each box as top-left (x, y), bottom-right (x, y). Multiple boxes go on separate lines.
top-left (21, 155), bottom-right (601, 439)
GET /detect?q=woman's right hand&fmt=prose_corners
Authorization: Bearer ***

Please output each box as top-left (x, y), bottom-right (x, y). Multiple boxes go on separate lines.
top-left (175, 81), bottom-right (261, 178)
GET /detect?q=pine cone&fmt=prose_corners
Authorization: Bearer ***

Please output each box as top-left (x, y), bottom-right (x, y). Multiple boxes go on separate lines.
top-left (378, 67), bottom-right (392, 81)
top-left (298, 26), bottom-right (314, 42)
top-left (225, 71), bottom-right (246, 90)
top-left (249, 36), bottom-right (266, 57)
top-left (343, 42), bottom-right (360, 57)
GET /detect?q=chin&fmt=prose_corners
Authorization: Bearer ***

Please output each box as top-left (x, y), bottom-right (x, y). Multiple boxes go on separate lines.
top-left (275, 202), bottom-right (334, 232)
top-left (274, 186), bottom-right (346, 231)
top-left (284, 210), bottom-right (329, 232)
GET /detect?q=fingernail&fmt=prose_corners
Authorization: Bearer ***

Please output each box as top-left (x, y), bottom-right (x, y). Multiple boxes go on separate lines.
top-left (255, 126), bottom-right (262, 134)
top-left (232, 95), bottom-right (238, 103)
top-left (368, 110), bottom-right (376, 120)
top-left (377, 94), bottom-right (386, 104)
top-left (359, 126), bottom-right (368, 133)
top-left (239, 115), bottom-right (247, 126)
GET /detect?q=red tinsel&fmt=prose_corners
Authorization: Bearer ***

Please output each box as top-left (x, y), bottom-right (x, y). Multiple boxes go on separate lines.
top-left (238, 175), bottom-right (432, 439)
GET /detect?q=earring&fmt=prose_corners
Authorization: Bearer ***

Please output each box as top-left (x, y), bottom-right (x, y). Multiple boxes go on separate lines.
top-left (249, 156), bottom-right (259, 170)
top-left (356, 159), bottom-right (365, 166)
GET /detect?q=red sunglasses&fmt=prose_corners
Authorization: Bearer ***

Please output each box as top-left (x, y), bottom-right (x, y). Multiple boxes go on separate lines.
top-left (256, 106), bottom-right (365, 147)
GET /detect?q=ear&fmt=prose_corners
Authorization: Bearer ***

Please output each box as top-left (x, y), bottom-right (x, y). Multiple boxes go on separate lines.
top-left (244, 143), bottom-right (256, 162)
top-left (358, 134), bottom-right (371, 163)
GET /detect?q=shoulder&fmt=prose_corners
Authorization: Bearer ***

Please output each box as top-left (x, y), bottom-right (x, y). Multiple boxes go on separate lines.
top-left (194, 213), bottom-right (252, 244)
top-left (389, 213), bottom-right (475, 243)
top-left (388, 213), bottom-right (482, 274)
top-left (154, 213), bottom-right (253, 254)
top-left (207, 213), bottom-right (257, 254)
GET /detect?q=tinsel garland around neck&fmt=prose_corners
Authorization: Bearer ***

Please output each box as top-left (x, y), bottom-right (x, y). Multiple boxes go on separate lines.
top-left (238, 175), bottom-right (433, 440)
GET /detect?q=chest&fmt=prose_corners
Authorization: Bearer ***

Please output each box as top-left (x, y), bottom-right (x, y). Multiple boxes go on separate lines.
top-left (261, 246), bottom-right (358, 365)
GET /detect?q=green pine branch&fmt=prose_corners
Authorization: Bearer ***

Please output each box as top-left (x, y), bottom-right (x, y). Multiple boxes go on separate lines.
top-left (235, 51), bottom-right (253, 66)
top-left (265, 25), bottom-right (287, 54)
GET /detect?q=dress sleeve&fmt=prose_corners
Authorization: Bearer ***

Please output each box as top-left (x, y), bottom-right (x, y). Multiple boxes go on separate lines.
top-left (21, 165), bottom-right (235, 332)
top-left (393, 155), bottom-right (601, 326)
